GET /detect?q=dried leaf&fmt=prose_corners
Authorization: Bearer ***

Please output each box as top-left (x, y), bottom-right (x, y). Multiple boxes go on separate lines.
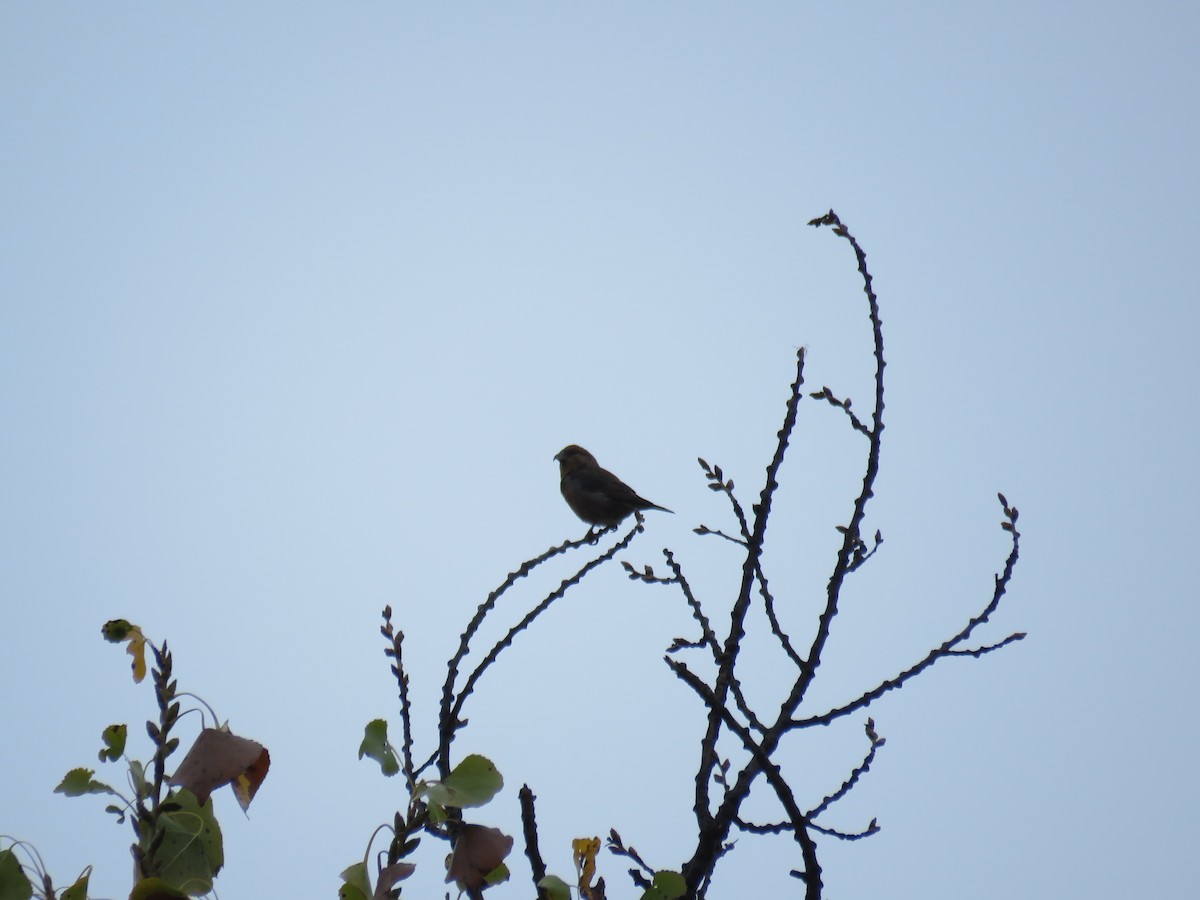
top-left (573, 836), bottom-right (601, 889)
top-left (168, 727), bottom-right (269, 809)
top-left (445, 825), bottom-right (513, 890)
top-left (374, 862), bottom-right (415, 897)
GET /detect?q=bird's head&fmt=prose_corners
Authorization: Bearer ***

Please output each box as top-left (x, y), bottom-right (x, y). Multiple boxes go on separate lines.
top-left (554, 444), bottom-right (597, 470)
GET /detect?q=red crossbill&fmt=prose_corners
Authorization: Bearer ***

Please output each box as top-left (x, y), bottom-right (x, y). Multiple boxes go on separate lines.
top-left (554, 444), bottom-right (673, 529)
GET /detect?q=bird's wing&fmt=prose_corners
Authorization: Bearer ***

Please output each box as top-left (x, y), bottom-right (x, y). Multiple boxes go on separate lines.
top-left (572, 466), bottom-right (642, 505)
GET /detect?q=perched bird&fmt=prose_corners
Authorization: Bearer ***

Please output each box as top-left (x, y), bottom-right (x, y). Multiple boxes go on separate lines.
top-left (554, 444), bottom-right (673, 530)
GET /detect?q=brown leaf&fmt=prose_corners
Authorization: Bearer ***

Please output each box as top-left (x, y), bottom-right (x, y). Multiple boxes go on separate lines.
top-left (374, 863), bottom-right (415, 898)
top-left (168, 727), bottom-right (270, 808)
top-left (445, 824), bottom-right (513, 890)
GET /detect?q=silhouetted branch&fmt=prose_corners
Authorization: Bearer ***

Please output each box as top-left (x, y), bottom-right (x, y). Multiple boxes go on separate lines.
top-left (733, 816), bottom-right (792, 835)
top-left (845, 529), bottom-right (884, 574)
top-left (661, 551), bottom-right (768, 734)
top-left (807, 821), bottom-right (879, 841)
top-left (620, 560), bottom-right (678, 584)
top-left (436, 530), bottom-right (608, 769)
top-left (806, 719), bottom-right (884, 820)
top-left (381, 606), bottom-right (416, 791)
top-left (946, 632), bottom-right (1027, 657)
top-left (809, 386), bottom-right (869, 436)
top-left (519, 785), bottom-right (548, 897)
top-left (607, 828), bottom-right (655, 887)
top-left (795, 212), bottom-right (886, 705)
top-left (668, 656), bottom-right (821, 899)
top-left (692, 524), bottom-right (748, 547)
top-left (661, 551), bottom-right (722, 661)
top-left (440, 517), bottom-right (646, 774)
top-left (684, 219), bottom-right (888, 895)
top-left (696, 454), bottom-right (806, 668)
top-left (754, 555), bottom-right (806, 670)
top-left (793, 500), bottom-right (1022, 729)
top-left (698, 458), bottom-right (751, 542)
top-left (688, 347), bottom-right (808, 854)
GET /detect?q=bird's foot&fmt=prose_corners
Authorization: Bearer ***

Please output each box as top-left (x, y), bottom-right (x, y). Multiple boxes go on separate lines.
top-left (582, 525), bottom-right (615, 544)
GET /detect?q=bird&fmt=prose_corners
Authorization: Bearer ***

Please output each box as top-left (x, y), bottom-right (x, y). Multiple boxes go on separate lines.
top-left (554, 444), bottom-right (672, 530)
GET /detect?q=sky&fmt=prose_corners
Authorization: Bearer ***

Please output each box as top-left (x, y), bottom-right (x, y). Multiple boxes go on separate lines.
top-left (1, 3), bottom-right (1197, 899)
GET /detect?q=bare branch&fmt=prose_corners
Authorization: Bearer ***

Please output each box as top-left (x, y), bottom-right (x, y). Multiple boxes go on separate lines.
top-left (689, 347), bottom-right (809, 845)
top-left (697, 458), bottom-right (751, 543)
top-left (693, 524), bottom-right (748, 548)
top-left (807, 820), bottom-right (879, 841)
top-left (668, 657), bottom-right (822, 898)
top-left (945, 632), bottom-right (1026, 657)
top-left (380, 606), bottom-right (416, 791)
top-left (519, 785), bottom-right (549, 896)
top-left (439, 518), bottom-right (646, 774)
top-left (753, 553), bottom-right (806, 670)
top-left (607, 828), bottom-right (655, 886)
top-left (795, 504), bottom-right (1022, 728)
top-left (734, 816), bottom-right (793, 835)
top-left (806, 719), bottom-right (885, 820)
top-left (661, 550), bottom-right (722, 663)
top-left (809, 386), bottom-right (870, 436)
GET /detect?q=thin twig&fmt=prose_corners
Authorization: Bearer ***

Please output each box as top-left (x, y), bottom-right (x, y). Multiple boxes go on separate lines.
top-left (806, 720), bottom-right (884, 819)
top-left (381, 606), bottom-right (416, 791)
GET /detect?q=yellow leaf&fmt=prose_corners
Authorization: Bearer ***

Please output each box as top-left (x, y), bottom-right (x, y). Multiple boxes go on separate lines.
top-left (102, 620), bottom-right (147, 683)
top-left (126, 627), bottom-right (147, 683)
top-left (572, 837), bottom-right (601, 888)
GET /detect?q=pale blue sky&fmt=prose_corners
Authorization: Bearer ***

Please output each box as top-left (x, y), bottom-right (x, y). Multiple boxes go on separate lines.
top-left (2, 4), bottom-right (1196, 899)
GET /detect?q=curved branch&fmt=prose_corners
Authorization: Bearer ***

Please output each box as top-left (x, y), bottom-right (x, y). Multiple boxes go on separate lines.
top-left (795, 506), bottom-right (1022, 728)
top-left (436, 532), bottom-right (600, 775)
top-left (439, 519), bottom-right (645, 772)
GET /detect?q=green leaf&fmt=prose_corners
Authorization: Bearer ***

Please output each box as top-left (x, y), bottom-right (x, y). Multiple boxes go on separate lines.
top-left (426, 799), bottom-right (447, 823)
top-left (418, 754), bottom-right (503, 809)
top-left (357, 719), bottom-right (399, 776)
top-left (100, 619), bottom-right (135, 642)
top-left (55, 768), bottom-right (117, 797)
top-left (99, 724), bottom-right (127, 762)
top-left (139, 789), bottom-right (223, 894)
top-left (128, 878), bottom-right (188, 900)
top-left (640, 870), bottom-right (687, 900)
top-left (484, 862), bottom-right (510, 886)
top-left (654, 870), bottom-right (687, 897)
top-left (0, 849), bottom-right (33, 900)
top-left (59, 867), bottom-right (91, 900)
top-left (538, 875), bottom-right (572, 900)
top-left (337, 887), bottom-right (369, 900)
top-left (129, 759), bottom-right (149, 800)
top-left (338, 862), bottom-right (372, 897)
